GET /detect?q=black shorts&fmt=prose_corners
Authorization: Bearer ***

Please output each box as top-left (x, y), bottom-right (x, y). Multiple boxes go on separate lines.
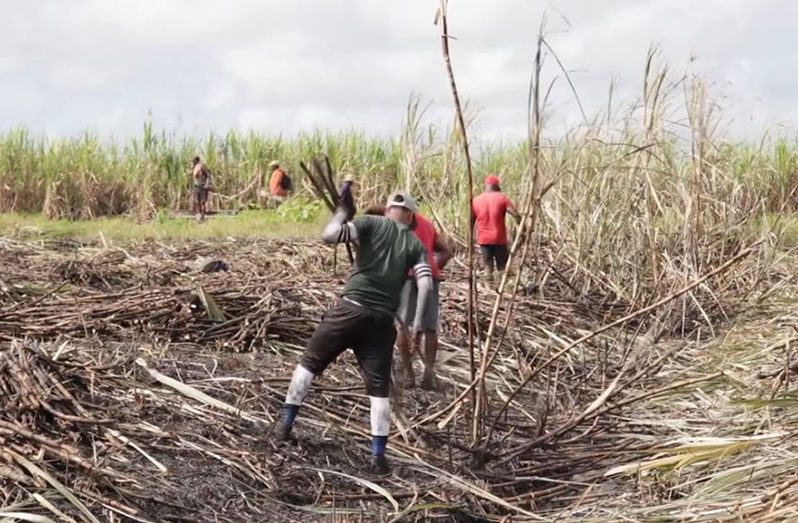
top-left (480, 244), bottom-right (510, 271)
top-left (300, 300), bottom-right (396, 397)
top-left (194, 186), bottom-right (209, 205)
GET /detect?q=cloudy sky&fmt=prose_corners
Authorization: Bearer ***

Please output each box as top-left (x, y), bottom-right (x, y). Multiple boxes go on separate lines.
top-left (1, 0), bottom-right (794, 141)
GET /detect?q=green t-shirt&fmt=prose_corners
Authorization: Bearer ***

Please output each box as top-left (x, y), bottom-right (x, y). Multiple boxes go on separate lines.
top-left (342, 215), bottom-right (427, 316)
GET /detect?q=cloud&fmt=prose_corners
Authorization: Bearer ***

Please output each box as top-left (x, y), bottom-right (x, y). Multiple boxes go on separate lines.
top-left (49, 64), bottom-right (114, 92)
top-left (206, 81), bottom-right (238, 111)
top-left (0, 0), bottom-right (796, 141)
top-left (0, 55), bottom-right (21, 76)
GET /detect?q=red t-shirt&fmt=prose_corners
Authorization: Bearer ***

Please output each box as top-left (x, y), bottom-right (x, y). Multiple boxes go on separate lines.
top-left (472, 191), bottom-right (513, 245)
top-left (409, 213), bottom-right (442, 279)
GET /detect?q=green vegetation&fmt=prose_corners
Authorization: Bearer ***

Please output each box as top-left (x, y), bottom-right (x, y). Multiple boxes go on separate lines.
top-left (0, 209), bottom-right (323, 242)
top-left (1, 98), bottom-right (797, 233)
top-left (274, 197), bottom-right (327, 224)
top-left (0, 122), bottom-right (411, 220)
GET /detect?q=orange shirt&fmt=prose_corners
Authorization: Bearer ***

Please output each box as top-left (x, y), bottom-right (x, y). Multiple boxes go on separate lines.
top-left (472, 191), bottom-right (514, 245)
top-left (269, 169), bottom-right (287, 196)
top-left (409, 213), bottom-right (442, 279)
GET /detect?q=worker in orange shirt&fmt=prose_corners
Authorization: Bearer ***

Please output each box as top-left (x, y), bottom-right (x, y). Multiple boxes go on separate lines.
top-left (268, 160), bottom-right (292, 198)
top-left (471, 175), bottom-right (520, 284)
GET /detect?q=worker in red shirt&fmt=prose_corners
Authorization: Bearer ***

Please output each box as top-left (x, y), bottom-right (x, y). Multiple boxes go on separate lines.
top-left (396, 203), bottom-right (453, 389)
top-left (364, 201), bottom-right (453, 389)
top-left (471, 175), bottom-right (520, 284)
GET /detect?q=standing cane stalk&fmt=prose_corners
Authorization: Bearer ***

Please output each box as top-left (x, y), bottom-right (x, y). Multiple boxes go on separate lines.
top-left (435, 0), bottom-right (480, 441)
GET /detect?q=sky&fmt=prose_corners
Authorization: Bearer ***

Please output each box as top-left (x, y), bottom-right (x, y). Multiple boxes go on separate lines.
top-left (1, 0), bottom-right (795, 141)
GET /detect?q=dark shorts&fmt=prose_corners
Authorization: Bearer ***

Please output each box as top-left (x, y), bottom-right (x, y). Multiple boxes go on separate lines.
top-left (480, 244), bottom-right (509, 271)
top-left (397, 279), bottom-right (440, 332)
top-left (301, 299), bottom-right (397, 397)
top-left (194, 186), bottom-right (209, 205)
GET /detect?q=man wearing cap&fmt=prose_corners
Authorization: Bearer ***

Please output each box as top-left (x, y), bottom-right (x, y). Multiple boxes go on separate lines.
top-left (395, 200), bottom-right (453, 390)
top-left (360, 198), bottom-right (453, 389)
top-left (471, 175), bottom-right (520, 284)
top-left (269, 160), bottom-right (290, 198)
top-left (274, 189), bottom-right (433, 475)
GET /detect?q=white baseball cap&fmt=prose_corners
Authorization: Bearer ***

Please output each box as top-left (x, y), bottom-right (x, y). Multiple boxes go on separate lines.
top-left (386, 190), bottom-right (417, 213)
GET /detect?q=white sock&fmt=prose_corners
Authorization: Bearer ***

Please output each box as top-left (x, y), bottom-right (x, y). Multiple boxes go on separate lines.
top-left (285, 366), bottom-right (315, 406)
top-left (369, 396), bottom-right (391, 437)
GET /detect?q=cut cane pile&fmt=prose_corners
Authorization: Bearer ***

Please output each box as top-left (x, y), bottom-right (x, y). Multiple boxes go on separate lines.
top-left (1, 236), bottom-right (797, 522)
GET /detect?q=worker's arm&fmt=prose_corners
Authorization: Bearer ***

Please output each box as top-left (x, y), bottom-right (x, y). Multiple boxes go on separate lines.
top-left (433, 234), bottom-right (454, 271)
top-left (410, 254), bottom-right (433, 334)
top-left (321, 208), bottom-right (359, 245)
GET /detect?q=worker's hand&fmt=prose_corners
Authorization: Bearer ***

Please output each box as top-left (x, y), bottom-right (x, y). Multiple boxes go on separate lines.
top-left (333, 205), bottom-right (350, 219)
top-left (338, 181), bottom-right (352, 200)
top-left (338, 181), bottom-right (356, 220)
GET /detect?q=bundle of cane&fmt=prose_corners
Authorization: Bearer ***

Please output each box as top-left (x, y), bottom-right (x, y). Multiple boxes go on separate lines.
top-left (300, 155), bottom-right (356, 267)
top-left (300, 155), bottom-right (339, 212)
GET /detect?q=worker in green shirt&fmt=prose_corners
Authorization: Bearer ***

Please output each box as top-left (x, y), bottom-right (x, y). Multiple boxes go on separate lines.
top-left (274, 190), bottom-right (432, 475)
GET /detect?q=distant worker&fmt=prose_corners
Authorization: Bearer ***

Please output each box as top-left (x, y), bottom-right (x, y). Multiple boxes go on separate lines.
top-left (269, 160), bottom-right (292, 199)
top-left (274, 190), bottom-right (433, 475)
top-left (471, 175), bottom-right (520, 283)
top-left (192, 156), bottom-right (211, 222)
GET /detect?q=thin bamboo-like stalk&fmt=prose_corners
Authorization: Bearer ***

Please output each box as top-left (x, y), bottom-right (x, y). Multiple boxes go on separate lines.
top-left (435, 0), bottom-right (479, 442)
top-left (489, 244), bottom-right (756, 462)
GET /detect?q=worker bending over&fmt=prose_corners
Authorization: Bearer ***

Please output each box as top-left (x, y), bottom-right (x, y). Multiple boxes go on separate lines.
top-left (274, 190), bottom-right (432, 475)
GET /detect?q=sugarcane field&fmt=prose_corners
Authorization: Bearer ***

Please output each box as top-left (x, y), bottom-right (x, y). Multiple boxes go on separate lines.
top-left (4, 2), bottom-right (798, 523)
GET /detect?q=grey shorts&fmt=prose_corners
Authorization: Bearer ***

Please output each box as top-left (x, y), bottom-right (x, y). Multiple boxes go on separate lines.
top-left (397, 279), bottom-right (440, 332)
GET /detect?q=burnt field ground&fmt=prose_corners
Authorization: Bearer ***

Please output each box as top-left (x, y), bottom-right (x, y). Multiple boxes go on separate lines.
top-left (2, 235), bottom-right (798, 522)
